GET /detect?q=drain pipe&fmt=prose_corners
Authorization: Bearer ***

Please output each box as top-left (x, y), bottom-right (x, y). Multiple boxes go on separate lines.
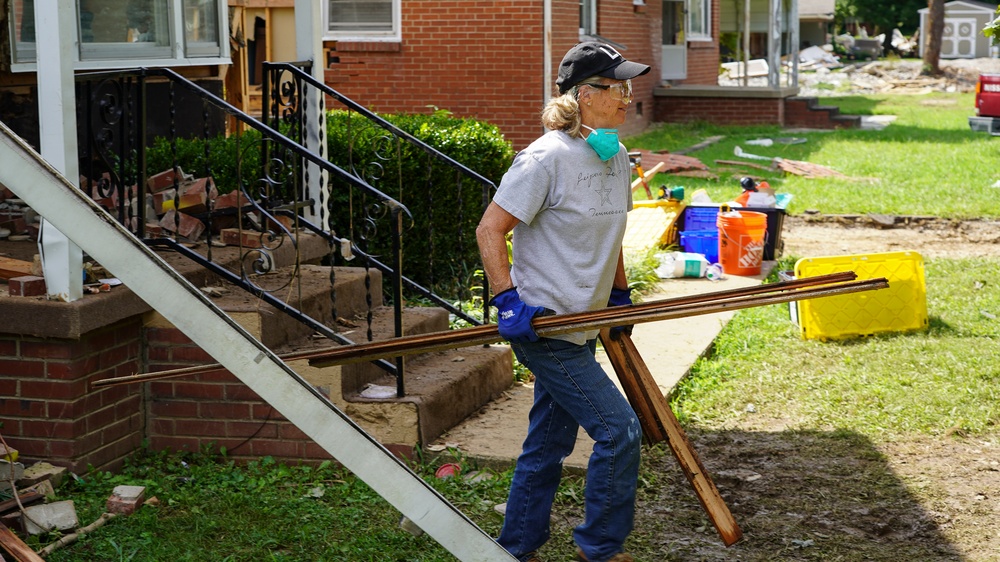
top-left (543, 0), bottom-right (552, 119)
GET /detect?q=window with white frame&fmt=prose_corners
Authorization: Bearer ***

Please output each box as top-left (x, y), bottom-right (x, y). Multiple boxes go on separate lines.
top-left (8, 0), bottom-right (226, 69)
top-left (579, 0), bottom-right (597, 36)
top-left (326, 0), bottom-right (400, 40)
top-left (687, 0), bottom-right (711, 41)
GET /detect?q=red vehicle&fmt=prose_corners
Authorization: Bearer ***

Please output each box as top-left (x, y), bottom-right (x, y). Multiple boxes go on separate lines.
top-left (969, 74), bottom-right (1000, 135)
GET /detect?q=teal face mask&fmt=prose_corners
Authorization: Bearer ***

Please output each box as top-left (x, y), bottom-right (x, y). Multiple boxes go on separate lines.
top-left (582, 125), bottom-right (621, 161)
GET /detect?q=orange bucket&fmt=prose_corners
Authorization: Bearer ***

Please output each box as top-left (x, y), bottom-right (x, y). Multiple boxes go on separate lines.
top-left (717, 209), bottom-right (767, 276)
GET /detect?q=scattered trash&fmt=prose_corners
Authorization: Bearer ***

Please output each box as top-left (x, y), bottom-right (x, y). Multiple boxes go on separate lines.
top-left (716, 468), bottom-right (763, 482)
top-left (359, 384), bottom-right (396, 399)
top-left (435, 463), bottom-right (461, 479)
top-left (799, 45), bottom-right (839, 66)
top-left (733, 146), bottom-right (772, 161)
top-left (705, 263), bottom-right (724, 282)
top-left (981, 310), bottom-right (997, 321)
top-left (655, 252), bottom-right (709, 279)
top-left (399, 515), bottom-right (425, 537)
top-left (991, 180), bottom-right (1000, 188)
top-left (200, 286), bottom-right (228, 298)
top-left (673, 135), bottom-right (725, 155)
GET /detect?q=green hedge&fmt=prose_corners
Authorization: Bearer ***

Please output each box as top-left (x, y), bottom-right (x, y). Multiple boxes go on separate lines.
top-left (145, 111), bottom-right (514, 295)
top-left (325, 110), bottom-right (513, 293)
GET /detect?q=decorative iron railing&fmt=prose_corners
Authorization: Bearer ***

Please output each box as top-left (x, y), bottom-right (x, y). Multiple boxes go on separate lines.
top-left (260, 62), bottom-right (497, 329)
top-left (76, 67), bottom-right (411, 390)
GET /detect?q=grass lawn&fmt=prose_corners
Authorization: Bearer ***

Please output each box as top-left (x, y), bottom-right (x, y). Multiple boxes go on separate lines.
top-left (24, 91), bottom-right (1000, 561)
top-left (627, 92), bottom-right (1000, 218)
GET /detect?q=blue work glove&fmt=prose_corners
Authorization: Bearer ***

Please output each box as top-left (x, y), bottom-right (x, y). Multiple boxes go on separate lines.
top-left (490, 288), bottom-right (550, 343)
top-left (607, 286), bottom-right (633, 340)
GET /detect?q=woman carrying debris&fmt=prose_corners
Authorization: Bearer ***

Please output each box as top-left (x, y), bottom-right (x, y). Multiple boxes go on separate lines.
top-left (476, 42), bottom-right (650, 562)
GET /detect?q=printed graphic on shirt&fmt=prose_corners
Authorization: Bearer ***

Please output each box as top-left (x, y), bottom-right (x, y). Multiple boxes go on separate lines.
top-left (578, 161), bottom-right (624, 216)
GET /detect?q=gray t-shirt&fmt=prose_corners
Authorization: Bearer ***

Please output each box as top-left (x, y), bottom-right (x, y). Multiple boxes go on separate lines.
top-left (493, 130), bottom-right (632, 345)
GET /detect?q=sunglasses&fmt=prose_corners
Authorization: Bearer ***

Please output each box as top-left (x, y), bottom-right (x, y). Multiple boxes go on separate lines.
top-left (586, 80), bottom-right (633, 102)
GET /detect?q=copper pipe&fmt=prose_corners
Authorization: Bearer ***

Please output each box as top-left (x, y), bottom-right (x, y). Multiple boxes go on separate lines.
top-left (93, 272), bottom-right (880, 388)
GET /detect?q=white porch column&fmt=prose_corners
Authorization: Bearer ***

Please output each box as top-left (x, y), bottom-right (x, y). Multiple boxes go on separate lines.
top-left (790, 0), bottom-right (799, 88)
top-left (295, 0), bottom-right (330, 231)
top-left (35, 0), bottom-right (84, 302)
top-left (767, 0), bottom-right (781, 88)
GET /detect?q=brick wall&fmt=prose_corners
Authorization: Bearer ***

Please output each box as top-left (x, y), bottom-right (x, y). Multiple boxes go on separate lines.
top-left (324, 0), bottom-right (657, 149)
top-left (655, 95), bottom-right (784, 126)
top-left (0, 320), bottom-right (144, 473)
top-left (144, 319), bottom-right (329, 464)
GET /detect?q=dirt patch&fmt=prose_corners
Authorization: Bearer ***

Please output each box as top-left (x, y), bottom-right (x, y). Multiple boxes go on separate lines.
top-left (781, 215), bottom-right (1000, 260)
top-left (535, 219), bottom-right (1000, 561)
top-left (610, 429), bottom-right (1000, 561)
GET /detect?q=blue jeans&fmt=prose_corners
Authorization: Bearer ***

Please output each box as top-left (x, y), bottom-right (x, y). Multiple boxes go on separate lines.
top-left (498, 338), bottom-right (641, 562)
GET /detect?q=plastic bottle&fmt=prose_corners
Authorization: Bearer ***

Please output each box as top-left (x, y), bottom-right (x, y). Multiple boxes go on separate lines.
top-left (705, 263), bottom-right (723, 282)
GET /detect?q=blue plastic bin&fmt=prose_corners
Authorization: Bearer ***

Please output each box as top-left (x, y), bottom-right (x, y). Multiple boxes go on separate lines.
top-left (682, 207), bottom-right (719, 232)
top-left (679, 229), bottom-right (719, 264)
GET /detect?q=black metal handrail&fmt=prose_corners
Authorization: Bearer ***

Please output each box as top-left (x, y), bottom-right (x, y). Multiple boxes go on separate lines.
top-left (76, 67), bottom-right (408, 385)
top-left (261, 62), bottom-right (495, 328)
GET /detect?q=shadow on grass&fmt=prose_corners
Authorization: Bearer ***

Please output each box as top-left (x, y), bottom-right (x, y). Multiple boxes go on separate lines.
top-left (543, 428), bottom-right (966, 562)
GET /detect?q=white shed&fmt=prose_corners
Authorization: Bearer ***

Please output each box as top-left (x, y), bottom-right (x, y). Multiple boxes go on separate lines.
top-left (919, 0), bottom-right (999, 59)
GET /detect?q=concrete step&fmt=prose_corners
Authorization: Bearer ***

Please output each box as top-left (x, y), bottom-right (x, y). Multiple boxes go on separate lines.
top-left (287, 338), bottom-right (513, 449)
top-left (785, 96), bottom-right (861, 129)
top-left (207, 263), bottom-right (383, 349)
top-left (223, 260), bottom-right (514, 451)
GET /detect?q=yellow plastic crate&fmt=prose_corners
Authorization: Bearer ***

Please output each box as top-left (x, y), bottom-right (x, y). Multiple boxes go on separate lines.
top-left (793, 251), bottom-right (928, 341)
top-left (622, 200), bottom-right (683, 252)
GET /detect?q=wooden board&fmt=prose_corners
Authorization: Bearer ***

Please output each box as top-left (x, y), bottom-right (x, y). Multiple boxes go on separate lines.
top-left (599, 329), bottom-right (743, 547)
top-left (0, 522), bottom-right (45, 562)
top-left (0, 257), bottom-right (33, 280)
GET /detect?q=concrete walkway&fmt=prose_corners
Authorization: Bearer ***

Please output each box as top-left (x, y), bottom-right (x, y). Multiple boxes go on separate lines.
top-left (431, 264), bottom-right (774, 470)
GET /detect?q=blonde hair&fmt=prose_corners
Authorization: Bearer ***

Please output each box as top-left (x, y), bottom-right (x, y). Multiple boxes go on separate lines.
top-left (541, 78), bottom-right (605, 137)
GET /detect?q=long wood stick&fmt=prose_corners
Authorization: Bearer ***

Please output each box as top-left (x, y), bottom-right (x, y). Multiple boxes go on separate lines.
top-left (92, 272), bottom-right (875, 388)
top-left (599, 329), bottom-right (742, 546)
top-left (307, 277), bottom-right (885, 367)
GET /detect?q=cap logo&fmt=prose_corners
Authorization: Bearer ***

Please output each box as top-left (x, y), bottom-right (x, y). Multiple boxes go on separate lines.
top-left (598, 45), bottom-right (623, 61)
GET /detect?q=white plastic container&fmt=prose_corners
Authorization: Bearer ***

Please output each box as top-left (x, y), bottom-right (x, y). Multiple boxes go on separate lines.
top-left (655, 252), bottom-right (708, 279)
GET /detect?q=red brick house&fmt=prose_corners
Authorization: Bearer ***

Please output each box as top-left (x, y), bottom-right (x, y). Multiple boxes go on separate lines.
top-left (316, 0), bottom-right (838, 151)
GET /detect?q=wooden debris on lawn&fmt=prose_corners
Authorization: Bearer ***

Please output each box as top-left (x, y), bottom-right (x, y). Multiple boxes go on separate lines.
top-left (0, 522), bottom-right (45, 562)
top-left (775, 159), bottom-right (847, 178)
top-left (670, 170), bottom-right (719, 180)
top-left (715, 159), bottom-right (773, 172)
top-left (631, 149), bottom-right (708, 173)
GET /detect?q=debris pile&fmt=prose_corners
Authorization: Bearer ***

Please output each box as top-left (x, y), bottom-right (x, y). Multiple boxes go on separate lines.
top-left (0, 444), bottom-right (155, 560)
top-left (719, 57), bottom-right (1000, 97)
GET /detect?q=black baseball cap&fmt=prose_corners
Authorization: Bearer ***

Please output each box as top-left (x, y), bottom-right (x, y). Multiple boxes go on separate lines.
top-left (556, 42), bottom-right (651, 94)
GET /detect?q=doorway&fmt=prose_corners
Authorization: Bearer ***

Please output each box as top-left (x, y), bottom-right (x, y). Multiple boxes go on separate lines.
top-left (662, 0), bottom-right (687, 80)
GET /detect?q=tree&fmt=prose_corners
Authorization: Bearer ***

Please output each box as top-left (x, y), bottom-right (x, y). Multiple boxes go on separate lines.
top-left (922, 0), bottom-right (944, 76)
top-left (985, 6), bottom-right (1000, 45)
top-left (834, 0), bottom-right (925, 36)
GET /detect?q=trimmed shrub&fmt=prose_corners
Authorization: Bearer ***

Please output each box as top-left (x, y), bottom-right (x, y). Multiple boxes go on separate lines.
top-left (144, 111), bottom-right (514, 296)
